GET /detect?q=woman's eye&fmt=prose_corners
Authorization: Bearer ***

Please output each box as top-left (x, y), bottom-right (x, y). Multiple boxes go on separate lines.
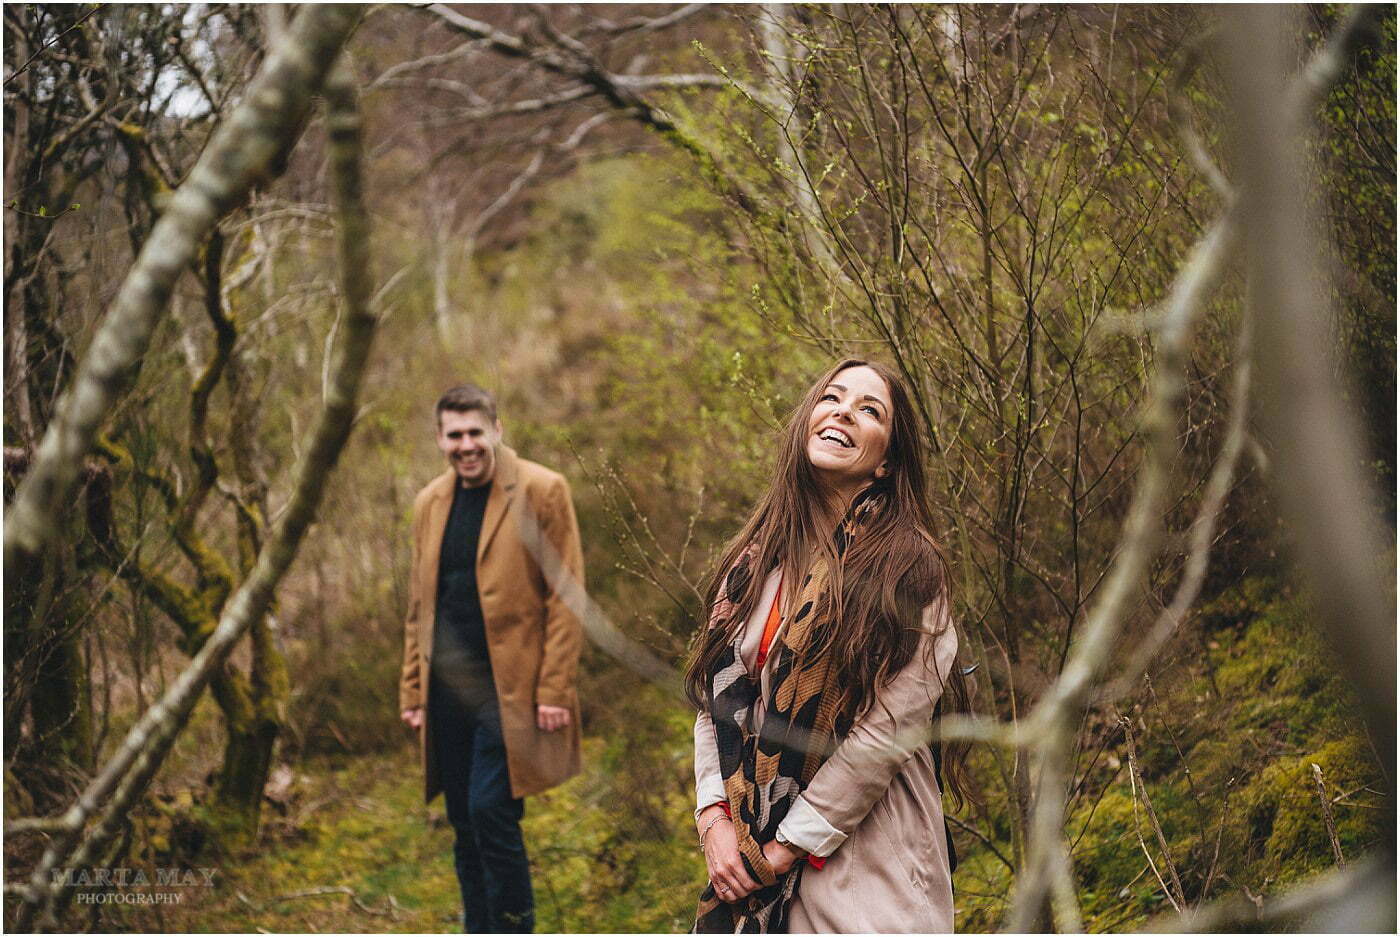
top-left (862, 405), bottom-right (880, 417)
top-left (819, 393), bottom-right (838, 402)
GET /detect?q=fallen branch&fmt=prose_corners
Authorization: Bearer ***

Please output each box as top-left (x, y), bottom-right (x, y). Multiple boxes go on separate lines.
top-left (1122, 715), bottom-right (1187, 912)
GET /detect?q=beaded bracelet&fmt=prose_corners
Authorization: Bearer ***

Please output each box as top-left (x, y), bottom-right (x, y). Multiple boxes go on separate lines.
top-left (698, 812), bottom-right (732, 853)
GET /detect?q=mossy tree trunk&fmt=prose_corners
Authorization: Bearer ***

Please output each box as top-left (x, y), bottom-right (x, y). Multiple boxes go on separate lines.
top-left (207, 628), bottom-right (288, 845)
top-left (7, 15), bottom-right (365, 922)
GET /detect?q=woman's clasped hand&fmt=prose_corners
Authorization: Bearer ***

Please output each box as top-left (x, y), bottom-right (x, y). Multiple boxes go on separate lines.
top-left (698, 806), bottom-right (756, 901)
top-left (699, 804), bottom-right (806, 904)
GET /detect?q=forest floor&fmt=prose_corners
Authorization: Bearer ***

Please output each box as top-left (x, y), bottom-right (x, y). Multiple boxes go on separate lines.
top-left (39, 578), bottom-right (1388, 934)
top-left (94, 737), bottom-right (705, 934)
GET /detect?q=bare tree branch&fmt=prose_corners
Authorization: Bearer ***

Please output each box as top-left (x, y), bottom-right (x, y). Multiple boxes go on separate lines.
top-left (3, 4), bottom-right (364, 583)
top-left (1312, 762), bottom-right (1347, 868)
top-left (2, 3), bottom-right (104, 87)
top-left (1168, 34), bottom-right (1233, 202)
top-left (422, 4), bottom-right (760, 132)
top-left (1108, 315), bottom-right (1253, 694)
top-left (10, 41), bottom-right (377, 932)
top-left (426, 85), bottom-right (598, 125)
top-left (1150, 856), bottom-right (1394, 932)
top-left (580, 4), bottom-right (710, 38)
top-left (1223, 1), bottom-right (1395, 785)
top-left (365, 38), bottom-right (486, 91)
top-left (614, 72), bottom-right (732, 92)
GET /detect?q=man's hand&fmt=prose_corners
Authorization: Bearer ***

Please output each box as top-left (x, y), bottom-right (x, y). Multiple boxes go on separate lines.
top-left (400, 707), bottom-right (424, 730)
top-left (536, 704), bottom-right (570, 732)
top-left (761, 838), bottom-right (803, 876)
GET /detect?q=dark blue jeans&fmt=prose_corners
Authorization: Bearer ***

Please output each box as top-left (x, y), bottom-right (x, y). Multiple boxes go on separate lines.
top-left (430, 672), bottom-right (535, 934)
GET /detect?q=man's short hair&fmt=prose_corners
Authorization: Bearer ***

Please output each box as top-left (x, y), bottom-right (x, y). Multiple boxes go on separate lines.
top-left (436, 383), bottom-right (498, 424)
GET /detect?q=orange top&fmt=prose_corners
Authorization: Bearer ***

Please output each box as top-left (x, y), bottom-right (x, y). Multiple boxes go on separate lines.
top-left (755, 574), bottom-right (783, 670)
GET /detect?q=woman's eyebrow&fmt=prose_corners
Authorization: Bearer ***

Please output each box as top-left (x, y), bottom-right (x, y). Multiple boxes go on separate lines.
top-left (826, 383), bottom-right (886, 411)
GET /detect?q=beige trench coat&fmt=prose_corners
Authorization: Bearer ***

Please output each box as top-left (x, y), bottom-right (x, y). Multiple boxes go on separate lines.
top-left (694, 568), bottom-right (958, 933)
top-left (399, 445), bottom-right (584, 802)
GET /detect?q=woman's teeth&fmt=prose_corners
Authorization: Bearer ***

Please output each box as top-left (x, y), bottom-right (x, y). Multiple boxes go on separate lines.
top-left (819, 430), bottom-right (853, 448)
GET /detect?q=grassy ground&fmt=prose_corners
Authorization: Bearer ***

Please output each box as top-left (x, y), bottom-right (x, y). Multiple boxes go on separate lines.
top-left (102, 752), bottom-right (472, 933)
top-left (84, 734), bottom-right (705, 934)
top-left (28, 579), bottom-right (1387, 933)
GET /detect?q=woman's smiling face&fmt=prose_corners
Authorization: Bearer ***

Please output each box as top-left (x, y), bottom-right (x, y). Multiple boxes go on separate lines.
top-left (805, 365), bottom-right (892, 496)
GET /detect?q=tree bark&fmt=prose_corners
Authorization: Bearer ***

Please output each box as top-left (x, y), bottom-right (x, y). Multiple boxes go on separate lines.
top-left (3, 3), bottom-right (363, 585)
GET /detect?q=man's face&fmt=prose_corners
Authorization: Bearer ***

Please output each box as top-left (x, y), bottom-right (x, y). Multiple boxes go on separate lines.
top-left (436, 408), bottom-right (502, 487)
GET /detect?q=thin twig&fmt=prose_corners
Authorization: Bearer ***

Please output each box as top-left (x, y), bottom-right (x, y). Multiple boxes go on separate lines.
top-left (1310, 763), bottom-right (1346, 868)
top-left (1121, 715), bottom-right (1187, 912)
top-left (4, 4), bottom-right (105, 87)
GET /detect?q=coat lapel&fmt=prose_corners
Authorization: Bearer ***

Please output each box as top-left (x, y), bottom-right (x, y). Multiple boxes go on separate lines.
top-left (477, 445), bottom-right (519, 564)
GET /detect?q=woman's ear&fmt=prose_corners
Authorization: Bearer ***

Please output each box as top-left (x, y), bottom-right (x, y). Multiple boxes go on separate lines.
top-left (875, 462), bottom-right (890, 479)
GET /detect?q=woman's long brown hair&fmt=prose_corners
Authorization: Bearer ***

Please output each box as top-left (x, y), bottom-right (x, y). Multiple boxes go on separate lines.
top-left (684, 358), bottom-right (973, 806)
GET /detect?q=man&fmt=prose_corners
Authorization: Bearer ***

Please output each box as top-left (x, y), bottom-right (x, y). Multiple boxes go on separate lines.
top-left (399, 383), bottom-right (584, 933)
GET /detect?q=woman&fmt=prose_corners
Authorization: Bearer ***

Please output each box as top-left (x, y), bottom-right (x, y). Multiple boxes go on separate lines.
top-left (687, 358), bottom-right (970, 933)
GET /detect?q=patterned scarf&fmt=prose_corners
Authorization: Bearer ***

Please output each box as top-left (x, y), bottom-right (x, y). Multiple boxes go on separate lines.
top-left (694, 490), bottom-right (884, 934)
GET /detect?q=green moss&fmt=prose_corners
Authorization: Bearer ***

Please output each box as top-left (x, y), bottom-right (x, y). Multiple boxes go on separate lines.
top-left (953, 844), bottom-right (1015, 932)
top-left (953, 579), bottom-right (1388, 933)
top-left (1072, 788), bottom-right (1178, 928)
top-left (1236, 736), bottom-right (1382, 886)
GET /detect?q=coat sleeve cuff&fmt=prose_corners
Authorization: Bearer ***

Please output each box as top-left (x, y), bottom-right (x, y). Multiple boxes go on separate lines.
top-left (695, 777), bottom-right (729, 821)
top-left (535, 688), bottom-right (575, 708)
top-left (777, 795), bottom-right (848, 858)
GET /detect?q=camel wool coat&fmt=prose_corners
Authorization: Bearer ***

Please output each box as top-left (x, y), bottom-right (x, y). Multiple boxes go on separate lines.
top-left (399, 445), bottom-right (584, 802)
top-left (695, 567), bottom-right (958, 933)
